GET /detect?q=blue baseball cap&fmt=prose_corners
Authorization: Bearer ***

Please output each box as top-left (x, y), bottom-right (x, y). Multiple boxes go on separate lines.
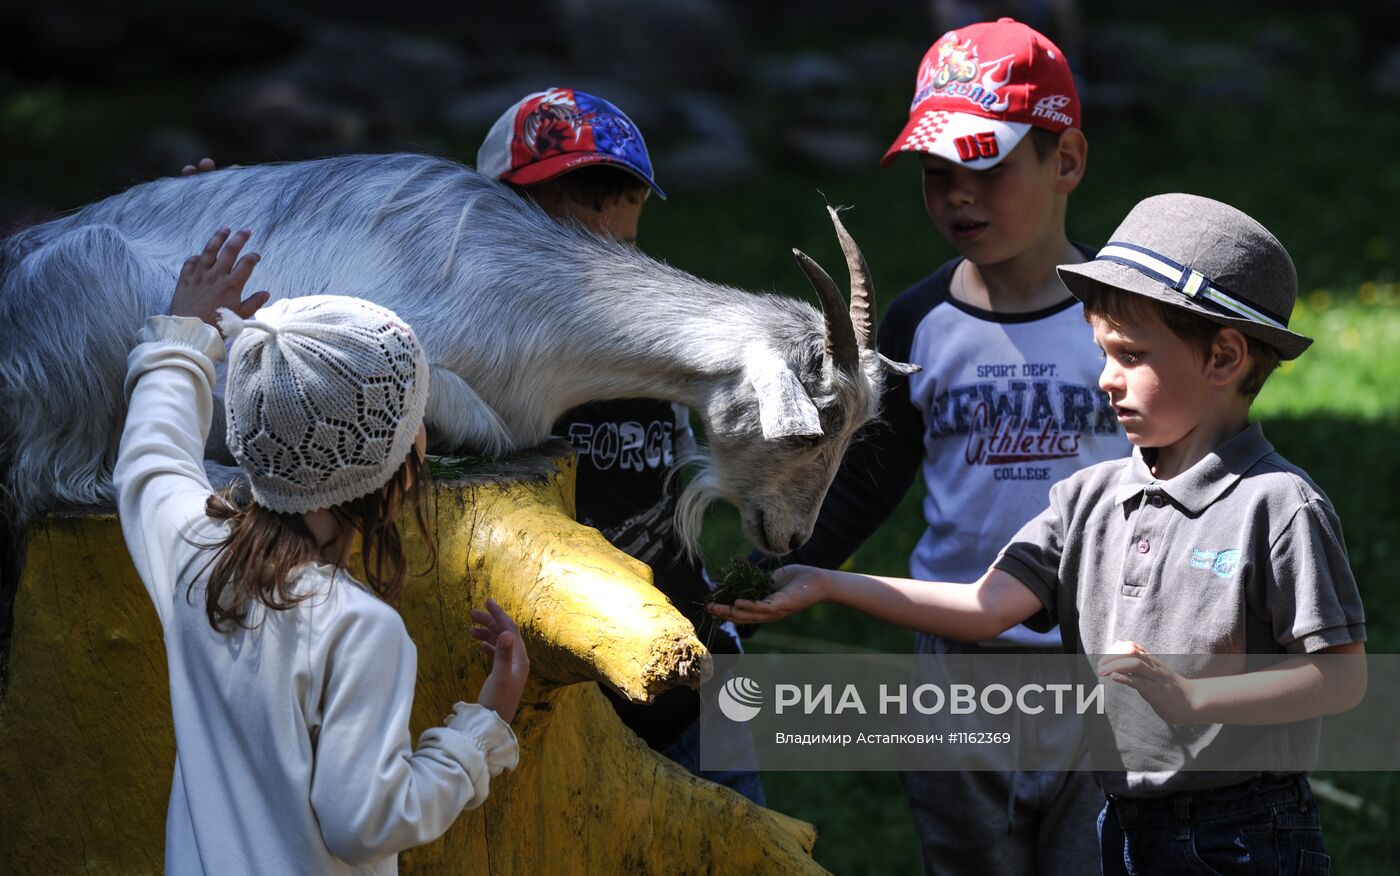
top-left (477, 87), bottom-right (666, 199)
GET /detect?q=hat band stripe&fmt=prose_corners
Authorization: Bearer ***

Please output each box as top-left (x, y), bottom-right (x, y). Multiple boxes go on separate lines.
top-left (1095, 243), bottom-right (1289, 331)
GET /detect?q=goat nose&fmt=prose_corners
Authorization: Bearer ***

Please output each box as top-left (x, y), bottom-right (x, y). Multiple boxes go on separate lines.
top-left (786, 532), bottom-right (805, 553)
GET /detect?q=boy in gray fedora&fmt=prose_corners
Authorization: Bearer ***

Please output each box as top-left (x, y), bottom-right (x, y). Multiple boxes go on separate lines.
top-left (712, 193), bottom-right (1367, 875)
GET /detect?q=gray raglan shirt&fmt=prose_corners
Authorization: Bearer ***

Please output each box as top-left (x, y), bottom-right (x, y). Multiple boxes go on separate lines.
top-left (994, 423), bottom-right (1366, 796)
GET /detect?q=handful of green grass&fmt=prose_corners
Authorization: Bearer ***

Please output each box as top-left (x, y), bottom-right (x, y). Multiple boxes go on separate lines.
top-left (707, 556), bottom-right (774, 607)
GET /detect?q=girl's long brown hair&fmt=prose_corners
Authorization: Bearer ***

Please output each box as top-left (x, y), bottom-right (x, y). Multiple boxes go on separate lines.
top-left (196, 450), bottom-right (436, 631)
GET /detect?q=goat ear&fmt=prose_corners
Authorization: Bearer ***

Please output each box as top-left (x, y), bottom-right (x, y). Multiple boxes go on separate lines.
top-left (749, 362), bottom-right (823, 439)
top-left (879, 354), bottom-right (921, 376)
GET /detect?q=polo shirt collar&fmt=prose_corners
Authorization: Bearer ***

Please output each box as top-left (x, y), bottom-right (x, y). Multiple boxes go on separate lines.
top-left (1114, 423), bottom-right (1274, 514)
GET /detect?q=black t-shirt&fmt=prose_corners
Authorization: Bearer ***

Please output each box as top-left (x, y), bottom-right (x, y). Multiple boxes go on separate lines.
top-left (555, 398), bottom-right (739, 749)
top-left (563, 397), bottom-right (684, 544)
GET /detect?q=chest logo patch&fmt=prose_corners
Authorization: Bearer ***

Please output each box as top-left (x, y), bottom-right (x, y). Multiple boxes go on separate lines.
top-left (1190, 548), bottom-right (1241, 578)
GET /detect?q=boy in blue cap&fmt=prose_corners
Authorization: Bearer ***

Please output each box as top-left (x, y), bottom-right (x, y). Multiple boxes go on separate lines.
top-left (478, 88), bottom-right (764, 805)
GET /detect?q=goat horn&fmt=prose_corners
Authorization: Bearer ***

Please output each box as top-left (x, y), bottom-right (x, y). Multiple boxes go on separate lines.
top-left (792, 247), bottom-right (860, 372)
top-left (825, 206), bottom-right (874, 349)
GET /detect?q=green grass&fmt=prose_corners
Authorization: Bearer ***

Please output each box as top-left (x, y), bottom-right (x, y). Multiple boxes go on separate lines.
top-left (1260, 285), bottom-right (1400, 422)
top-left (1255, 288), bottom-right (1400, 658)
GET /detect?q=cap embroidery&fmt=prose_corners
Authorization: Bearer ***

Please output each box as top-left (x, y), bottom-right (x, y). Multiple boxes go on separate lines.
top-left (1032, 94), bottom-right (1074, 126)
top-left (913, 36), bottom-right (1015, 112)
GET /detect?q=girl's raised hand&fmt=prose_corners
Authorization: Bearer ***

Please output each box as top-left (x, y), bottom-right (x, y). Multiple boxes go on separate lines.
top-left (169, 227), bottom-right (270, 328)
top-left (469, 598), bottom-right (531, 724)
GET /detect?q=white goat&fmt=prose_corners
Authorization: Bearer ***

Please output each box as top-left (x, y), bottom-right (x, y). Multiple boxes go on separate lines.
top-left (0, 153), bottom-right (912, 563)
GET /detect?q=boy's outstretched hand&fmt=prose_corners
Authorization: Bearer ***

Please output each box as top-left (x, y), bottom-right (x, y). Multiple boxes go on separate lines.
top-left (707, 564), bottom-right (831, 624)
top-left (1097, 640), bottom-right (1197, 725)
top-left (169, 227), bottom-right (270, 327)
top-left (470, 598), bottom-right (531, 724)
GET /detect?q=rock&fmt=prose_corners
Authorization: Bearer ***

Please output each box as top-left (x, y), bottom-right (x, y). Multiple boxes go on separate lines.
top-left (1373, 45), bottom-right (1400, 96)
top-left (7, 6), bottom-right (127, 75)
top-left (652, 91), bottom-right (756, 190)
top-left (556, 0), bottom-right (747, 90)
top-left (1252, 24), bottom-right (1309, 70)
top-left (756, 51), bottom-right (855, 95)
top-left (845, 39), bottom-right (928, 91)
top-left (1082, 23), bottom-right (1170, 95)
top-left (656, 141), bottom-right (758, 192)
top-left (1175, 43), bottom-right (1267, 105)
top-left (209, 25), bottom-right (473, 159)
top-left (210, 78), bottom-right (367, 161)
top-left (117, 128), bottom-right (215, 184)
top-left (782, 127), bottom-right (883, 173)
top-left (286, 27), bottom-right (471, 128)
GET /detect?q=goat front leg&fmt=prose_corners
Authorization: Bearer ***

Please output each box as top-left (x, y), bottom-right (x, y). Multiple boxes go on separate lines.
top-left (424, 364), bottom-right (516, 457)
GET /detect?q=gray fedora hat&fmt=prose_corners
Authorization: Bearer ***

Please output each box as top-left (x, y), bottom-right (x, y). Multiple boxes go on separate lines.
top-left (1058, 193), bottom-right (1312, 359)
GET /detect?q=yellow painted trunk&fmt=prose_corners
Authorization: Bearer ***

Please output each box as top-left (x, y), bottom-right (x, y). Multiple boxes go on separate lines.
top-left (0, 445), bottom-right (825, 874)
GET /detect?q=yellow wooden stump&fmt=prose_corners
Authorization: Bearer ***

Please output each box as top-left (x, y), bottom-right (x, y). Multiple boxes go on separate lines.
top-left (0, 444), bottom-right (825, 874)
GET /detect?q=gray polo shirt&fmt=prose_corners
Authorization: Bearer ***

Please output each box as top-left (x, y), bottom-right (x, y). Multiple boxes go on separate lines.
top-left (994, 423), bottom-right (1366, 796)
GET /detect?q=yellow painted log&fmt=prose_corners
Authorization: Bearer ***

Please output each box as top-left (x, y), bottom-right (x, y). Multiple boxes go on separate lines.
top-left (420, 449), bottom-right (711, 703)
top-left (0, 445), bottom-right (826, 874)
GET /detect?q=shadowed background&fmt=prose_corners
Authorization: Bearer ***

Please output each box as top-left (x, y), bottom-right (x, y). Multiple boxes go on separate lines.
top-left (3, 0), bottom-right (1397, 870)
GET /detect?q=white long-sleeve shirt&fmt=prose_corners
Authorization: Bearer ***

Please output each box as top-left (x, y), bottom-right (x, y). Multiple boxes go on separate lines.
top-left (114, 315), bottom-right (517, 875)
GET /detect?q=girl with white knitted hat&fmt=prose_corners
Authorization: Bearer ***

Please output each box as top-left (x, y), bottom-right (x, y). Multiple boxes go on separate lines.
top-left (113, 227), bottom-right (527, 874)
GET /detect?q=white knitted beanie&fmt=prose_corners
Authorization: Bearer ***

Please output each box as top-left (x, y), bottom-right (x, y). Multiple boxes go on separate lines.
top-left (218, 295), bottom-right (431, 514)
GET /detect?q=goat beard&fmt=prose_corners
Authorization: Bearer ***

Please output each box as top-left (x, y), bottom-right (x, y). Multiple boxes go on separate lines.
top-left (668, 446), bottom-right (720, 561)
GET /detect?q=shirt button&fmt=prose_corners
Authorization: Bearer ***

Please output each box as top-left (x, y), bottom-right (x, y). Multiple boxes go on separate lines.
top-left (1150, 495), bottom-right (1165, 507)
top-left (1137, 539), bottom-right (1151, 554)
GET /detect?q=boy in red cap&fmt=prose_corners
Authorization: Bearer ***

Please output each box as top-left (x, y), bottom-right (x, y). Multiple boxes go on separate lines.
top-left (476, 88), bottom-right (764, 805)
top-left (777, 19), bottom-right (1126, 875)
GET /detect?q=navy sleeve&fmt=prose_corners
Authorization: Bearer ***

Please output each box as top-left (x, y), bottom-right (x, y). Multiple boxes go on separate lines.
top-left (780, 269), bottom-right (951, 569)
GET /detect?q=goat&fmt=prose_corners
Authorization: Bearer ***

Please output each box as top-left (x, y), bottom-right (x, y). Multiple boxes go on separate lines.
top-left (0, 153), bottom-right (913, 564)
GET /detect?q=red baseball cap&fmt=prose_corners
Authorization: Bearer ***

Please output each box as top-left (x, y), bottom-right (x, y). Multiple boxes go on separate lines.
top-left (477, 87), bottom-right (666, 198)
top-left (883, 18), bottom-right (1080, 169)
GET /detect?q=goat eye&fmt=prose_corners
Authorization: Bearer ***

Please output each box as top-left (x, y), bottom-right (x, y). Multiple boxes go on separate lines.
top-left (789, 434), bottom-right (821, 450)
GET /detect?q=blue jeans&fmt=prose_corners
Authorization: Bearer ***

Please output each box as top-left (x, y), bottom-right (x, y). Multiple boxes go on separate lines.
top-left (662, 719), bottom-right (766, 807)
top-left (900, 635), bottom-right (1104, 876)
top-left (1098, 775), bottom-right (1331, 875)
